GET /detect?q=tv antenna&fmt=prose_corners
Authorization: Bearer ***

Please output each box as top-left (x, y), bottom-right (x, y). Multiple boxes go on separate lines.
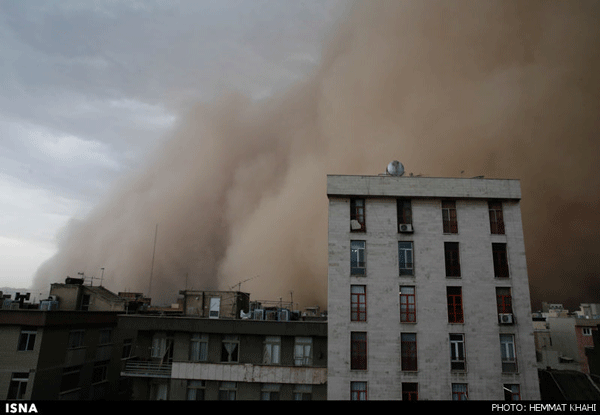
top-left (89, 267), bottom-right (105, 286)
top-left (229, 275), bottom-right (260, 291)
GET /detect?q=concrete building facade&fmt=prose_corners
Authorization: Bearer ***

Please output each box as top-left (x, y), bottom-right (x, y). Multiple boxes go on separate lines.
top-left (119, 292), bottom-right (327, 400)
top-left (0, 309), bottom-right (126, 400)
top-left (327, 172), bottom-right (540, 400)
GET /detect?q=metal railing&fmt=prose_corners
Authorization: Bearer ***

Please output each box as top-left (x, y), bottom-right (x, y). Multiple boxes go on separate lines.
top-left (122, 359), bottom-right (172, 378)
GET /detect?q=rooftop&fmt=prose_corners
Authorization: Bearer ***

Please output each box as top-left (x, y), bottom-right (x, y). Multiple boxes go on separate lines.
top-left (327, 174), bottom-right (521, 200)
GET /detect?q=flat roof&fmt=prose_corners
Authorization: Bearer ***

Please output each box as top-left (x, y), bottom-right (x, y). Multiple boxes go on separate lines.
top-left (327, 174), bottom-right (521, 200)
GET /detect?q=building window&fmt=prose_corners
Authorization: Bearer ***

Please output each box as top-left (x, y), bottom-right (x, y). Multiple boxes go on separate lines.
top-left (442, 200), bottom-right (458, 233)
top-left (80, 294), bottom-right (91, 311)
top-left (221, 335), bottom-right (239, 363)
top-left (7, 373), bottom-right (28, 400)
top-left (350, 198), bottom-right (366, 231)
top-left (450, 334), bottom-right (466, 371)
top-left (398, 241), bottom-right (414, 275)
top-left (351, 285), bottom-right (367, 322)
top-left (68, 330), bottom-right (85, 349)
top-left (187, 380), bottom-right (205, 400)
top-left (351, 382), bottom-right (367, 400)
top-left (489, 201), bottom-right (505, 234)
top-left (17, 329), bottom-right (36, 351)
top-left (261, 384), bottom-right (281, 400)
top-left (496, 287), bottom-right (513, 314)
top-left (492, 243), bottom-right (509, 278)
top-left (151, 333), bottom-right (173, 362)
top-left (219, 382), bottom-right (237, 400)
top-left (452, 383), bottom-right (468, 400)
top-left (209, 297), bottom-right (221, 318)
top-left (583, 327), bottom-right (593, 336)
top-left (122, 339), bottom-right (133, 359)
top-left (504, 384), bottom-right (521, 401)
top-left (500, 334), bottom-right (518, 373)
top-left (150, 382), bottom-right (169, 400)
top-left (444, 242), bottom-right (461, 277)
top-left (351, 240), bottom-right (366, 276)
top-left (60, 366), bottom-right (82, 393)
top-left (99, 328), bottom-right (112, 345)
top-left (401, 333), bottom-right (417, 371)
top-left (263, 336), bottom-right (281, 365)
top-left (351, 332), bottom-right (367, 370)
top-left (397, 199), bottom-right (412, 226)
top-left (402, 383), bottom-right (418, 401)
top-left (190, 333), bottom-right (208, 362)
top-left (399, 286), bottom-right (416, 323)
top-left (447, 287), bottom-right (464, 323)
top-left (294, 337), bottom-right (312, 366)
top-left (92, 360), bottom-right (109, 384)
top-left (293, 384), bottom-right (312, 400)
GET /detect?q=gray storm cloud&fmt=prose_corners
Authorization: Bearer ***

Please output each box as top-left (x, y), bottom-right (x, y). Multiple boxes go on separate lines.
top-left (32, 1), bottom-right (600, 310)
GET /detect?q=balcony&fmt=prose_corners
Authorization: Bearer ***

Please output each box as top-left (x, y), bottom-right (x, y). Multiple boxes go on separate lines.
top-left (121, 359), bottom-right (172, 378)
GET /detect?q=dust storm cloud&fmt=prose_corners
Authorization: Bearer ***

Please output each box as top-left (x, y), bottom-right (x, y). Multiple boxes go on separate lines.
top-left (32, 1), bottom-right (600, 310)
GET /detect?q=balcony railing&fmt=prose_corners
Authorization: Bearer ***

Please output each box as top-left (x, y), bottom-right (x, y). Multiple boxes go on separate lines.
top-left (121, 359), bottom-right (172, 378)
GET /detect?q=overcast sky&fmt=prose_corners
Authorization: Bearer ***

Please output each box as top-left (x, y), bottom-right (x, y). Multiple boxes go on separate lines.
top-left (0, 0), bottom-right (345, 289)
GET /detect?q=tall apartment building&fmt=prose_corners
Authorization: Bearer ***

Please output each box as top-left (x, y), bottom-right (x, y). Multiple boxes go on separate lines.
top-left (327, 165), bottom-right (541, 400)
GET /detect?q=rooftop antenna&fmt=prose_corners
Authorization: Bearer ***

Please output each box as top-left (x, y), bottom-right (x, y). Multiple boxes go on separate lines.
top-left (229, 275), bottom-right (260, 291)
top-left (89, 268), bottom-right (105, 287)
top-left (148, 224), bottom-right (158, 298)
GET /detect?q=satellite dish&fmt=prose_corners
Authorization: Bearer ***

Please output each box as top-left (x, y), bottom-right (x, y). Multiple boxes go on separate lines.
top-left (386, 160), bottom-right (405, 176)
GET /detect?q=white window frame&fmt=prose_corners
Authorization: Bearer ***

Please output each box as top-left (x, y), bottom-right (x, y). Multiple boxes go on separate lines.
top-left (500, 334), bottom-right (517, 373)
top-left (221, 335), bottom-right (239, 363)
top-left (187, 380), bottom-right (205, 400)
top-left (8, 372), bottom-right (29, 400)
top-left (293, 384), bottom-right (312, 400)
top-left (450, 333), bottom-right (466, 371)
top-left (17, 330), bottom-right (36, 351)
top-left (151, 382), bottom-right (169, 400)
top-left (351, 240), bottom-right (366, 275)
top-left (190, 333), bottom-right (208, 362)
top-left (398, 241), bottom-right (414, 275)
top-left (261, 383), bottom-right (281, 400)
top-left (263, 336), bottom-right (281, 365)
top-left (219, 381), bottom-right (237, 400)
top-left (294, 337), bottom-right (313, 366)
top-left (209, 297), bottom-right (221, 318)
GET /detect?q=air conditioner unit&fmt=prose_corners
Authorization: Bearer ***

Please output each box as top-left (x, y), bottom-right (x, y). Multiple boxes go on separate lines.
top-left (399, 223), bottom-right (413, 233)
top-left (253, 309), bottom-right (264, 320)
top-left (499, 313), bottom-right (514, 324)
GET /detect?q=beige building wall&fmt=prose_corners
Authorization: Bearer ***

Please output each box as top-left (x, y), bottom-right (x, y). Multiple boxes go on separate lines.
top-left (327, 174), bottom-right (540, 400)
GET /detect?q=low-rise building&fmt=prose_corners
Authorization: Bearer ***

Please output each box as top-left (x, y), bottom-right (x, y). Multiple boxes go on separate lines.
top-left (534, 305), bottom-right (600, 374)
top-left (119, 291), bottom-right (327, 400)
top-left (50, 278), bottom-right (127, 312)
top-left (0, 308), bottom-right (126, 400)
